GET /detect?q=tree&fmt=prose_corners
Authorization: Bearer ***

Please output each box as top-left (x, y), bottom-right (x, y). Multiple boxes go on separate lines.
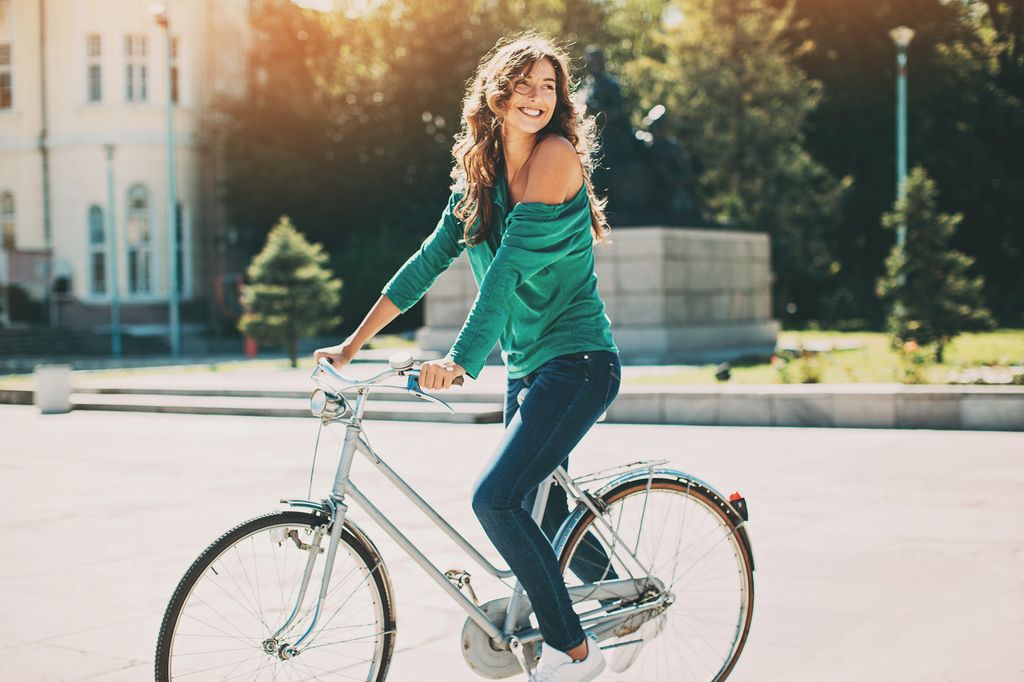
top-left (239, 217), bottom-right (342, 367)
top-left (625, 0), bottom-right (851, 318)
top-left (876, 168), bottom-right (993, 362)
top-left (768, 0), bottom-right (1024, 324)
top-left (220, 0), bottom-right (506, 332)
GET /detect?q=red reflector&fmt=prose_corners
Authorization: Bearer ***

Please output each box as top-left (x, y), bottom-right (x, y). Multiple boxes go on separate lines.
top-left (728, 492), bottom-right (742, 502)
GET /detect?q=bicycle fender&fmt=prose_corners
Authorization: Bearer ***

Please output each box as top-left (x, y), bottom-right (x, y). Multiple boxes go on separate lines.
top-left (551, 467), bottom-right (755, 572)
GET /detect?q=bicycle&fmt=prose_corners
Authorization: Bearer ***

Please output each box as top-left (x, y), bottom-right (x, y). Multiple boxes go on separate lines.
top-left (156, 354), bottom-right (755, 681)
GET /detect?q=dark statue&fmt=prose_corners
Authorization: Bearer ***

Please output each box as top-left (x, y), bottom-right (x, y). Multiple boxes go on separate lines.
top-left (581, 46), bottom-right (709, 227)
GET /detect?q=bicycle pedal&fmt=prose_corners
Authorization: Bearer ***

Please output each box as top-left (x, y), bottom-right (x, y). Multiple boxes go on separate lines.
top-left (444, 569), bottom-right (479, 604)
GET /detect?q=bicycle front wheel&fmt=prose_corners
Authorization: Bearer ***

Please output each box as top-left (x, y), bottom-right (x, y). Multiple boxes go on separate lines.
top-left (558, 477), bottom-right (754, 682)
top-left (156, 510), bottom-right (395, 681)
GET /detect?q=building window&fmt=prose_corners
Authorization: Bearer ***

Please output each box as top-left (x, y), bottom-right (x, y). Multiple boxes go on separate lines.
top-left (0, 43), bottom-right (11, 110)
top-left (125, 35), bottom-right (147, 102)
top-left (171, 37), bottom-right (179, 104)
top-left (88, 205), bottom-right (106, 295)
top-left (0, 191), bottom-right (13, 249)
top-left (126, 185), bottom-right (151, 294)
top-left (86, 34), bottom-right (102, 102)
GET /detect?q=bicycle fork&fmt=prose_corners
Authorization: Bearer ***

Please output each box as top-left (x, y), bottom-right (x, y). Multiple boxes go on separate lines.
top-left (266, 422), bottom-right (362, 659)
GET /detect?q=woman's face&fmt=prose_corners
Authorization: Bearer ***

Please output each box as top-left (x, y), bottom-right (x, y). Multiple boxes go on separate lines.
top-left (502, 57), bottom-right (558, 135)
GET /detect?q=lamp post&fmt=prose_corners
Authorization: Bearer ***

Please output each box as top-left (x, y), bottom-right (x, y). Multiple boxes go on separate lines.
top-left (0, 218), bottom-right (9, 330)
top-left (152, 3), bottom-right (181, 357)
top-left (104, 144), bottom-right (122, 357)
top-left (890, 25), bottom-right (915, 248)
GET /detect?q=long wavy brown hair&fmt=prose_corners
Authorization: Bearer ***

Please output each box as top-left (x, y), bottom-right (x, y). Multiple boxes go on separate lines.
top-left (451, 32), bottom-right (609, 247)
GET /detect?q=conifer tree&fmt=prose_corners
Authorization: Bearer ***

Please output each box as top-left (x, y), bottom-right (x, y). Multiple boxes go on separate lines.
top-left (239, 217), bottom-right (342, 367)
top-left (877, 168), bottom-right (992, 362)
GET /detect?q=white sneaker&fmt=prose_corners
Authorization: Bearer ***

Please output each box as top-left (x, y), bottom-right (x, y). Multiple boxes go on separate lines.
top-left (531, 633), bottom-right (606, 682)
top-left (609, 613), bottom-right (666, 673)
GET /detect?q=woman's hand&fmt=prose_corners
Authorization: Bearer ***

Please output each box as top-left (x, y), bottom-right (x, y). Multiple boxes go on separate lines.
top-left (313, 338), bottom-right (360, 370)
top-left (418, 357), bottom-right (467, 390)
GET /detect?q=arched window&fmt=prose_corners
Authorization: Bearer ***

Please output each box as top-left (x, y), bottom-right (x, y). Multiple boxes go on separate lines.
top-left (88, 205), bottom-right (106, 295)
top-left (126, 184), bottom-right (151, 294)
top-left (0, 191), bottom-right (14, 249)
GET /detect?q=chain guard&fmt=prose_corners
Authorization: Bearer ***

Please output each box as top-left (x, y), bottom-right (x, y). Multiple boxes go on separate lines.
top-left (461, 598), bottom-right (539, 679)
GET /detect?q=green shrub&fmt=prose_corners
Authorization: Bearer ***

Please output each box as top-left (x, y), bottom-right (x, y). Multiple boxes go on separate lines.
top-left (238, 217), bottom-right (342, 367)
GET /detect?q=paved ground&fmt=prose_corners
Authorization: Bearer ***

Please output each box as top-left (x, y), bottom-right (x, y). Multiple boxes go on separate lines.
top-left (1, 405), bottom-right (1022, 681)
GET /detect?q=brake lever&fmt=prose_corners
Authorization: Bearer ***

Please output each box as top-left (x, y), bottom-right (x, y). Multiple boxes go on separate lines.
top-left (405, 374), bottom-right (457, 415)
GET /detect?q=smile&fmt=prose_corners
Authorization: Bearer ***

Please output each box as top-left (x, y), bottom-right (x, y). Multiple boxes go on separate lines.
top-left (518, 107), bottom-right (544, 118)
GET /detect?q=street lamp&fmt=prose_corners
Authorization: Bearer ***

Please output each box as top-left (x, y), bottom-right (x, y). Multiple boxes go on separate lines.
top-left (890, 25), bottom-right (915, 248)
top-left (151, 3), bottom-right (181, 357)
top-left (105, 145), bottom-right (122, 357)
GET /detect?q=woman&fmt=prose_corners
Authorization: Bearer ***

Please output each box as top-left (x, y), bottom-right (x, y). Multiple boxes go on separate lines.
top-left (315, 33), bottom-right (619, 682)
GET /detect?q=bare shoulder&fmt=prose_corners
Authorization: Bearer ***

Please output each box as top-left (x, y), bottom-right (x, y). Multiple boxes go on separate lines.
top-left (523, 135), bottom-right (584, 204)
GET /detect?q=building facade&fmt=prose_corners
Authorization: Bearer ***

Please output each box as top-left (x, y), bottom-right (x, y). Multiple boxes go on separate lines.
top-left (0, 0), bottom-right (251, 335)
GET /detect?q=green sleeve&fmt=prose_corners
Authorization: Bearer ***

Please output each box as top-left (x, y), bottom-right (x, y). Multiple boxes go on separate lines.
top-left (382, 191), bottom-right (466, 313)
top-left (448, 202), bottom-right (584, 379)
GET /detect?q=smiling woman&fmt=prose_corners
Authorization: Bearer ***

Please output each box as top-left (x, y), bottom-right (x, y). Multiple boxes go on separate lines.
top-left (314, 32), bottom-right (619, 681)
top-left (449, 34), bottom-right (608, 249)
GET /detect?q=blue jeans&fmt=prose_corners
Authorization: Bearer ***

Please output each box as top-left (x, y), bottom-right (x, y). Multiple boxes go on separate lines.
top-left (471, 350), bottom-right (621, 652)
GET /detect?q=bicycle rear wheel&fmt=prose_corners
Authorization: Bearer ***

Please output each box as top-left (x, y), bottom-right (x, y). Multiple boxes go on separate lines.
top-left (558, 477), bottom-right (754, 681)
top-left (156, 510), bottom-right (395, 681)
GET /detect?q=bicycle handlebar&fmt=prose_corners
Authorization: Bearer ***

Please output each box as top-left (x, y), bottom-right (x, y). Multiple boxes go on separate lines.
top-left (312, 357), bottom-right (463, 414)
top-left (313, 357), bottom-right (465, 388)
top-left (313, 357), bottom-right (398, 387)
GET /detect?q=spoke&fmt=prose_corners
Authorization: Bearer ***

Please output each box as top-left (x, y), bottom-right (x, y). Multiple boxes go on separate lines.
top-left (166, 517), bottom-right (391, 682)
top-left (292, 658), bottom-right (369, 681)
top-left (301, 564), bottom-right (380, 650)
top-left (173, 644), bottom-right (262, 657)
top-left (668, 530), bottom-right (738, 591)
top-left (208, 554), bottom-right (270, 631)
top-left (249, 535), bottom-right (267, 629)
top-left (216, 654), bottom-right (273, 682)
top-left (231, 542), bottom-right (271, 631)
top-left (180, 598), bottom-right (262, 646)
top-left (560, 483), bottom-right (752, 681)
top-left (631, 476), bottom-right (653, 555)
top-left (302, 628), bottom-right (395, 651)
top-left (196, 566), bottom-right (267, 627)
top-left (172, 648), bottom-right (264, 679)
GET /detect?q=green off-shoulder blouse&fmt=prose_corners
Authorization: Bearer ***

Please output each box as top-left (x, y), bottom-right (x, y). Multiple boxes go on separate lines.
top-left (381, 167), bottom-right (618, 379)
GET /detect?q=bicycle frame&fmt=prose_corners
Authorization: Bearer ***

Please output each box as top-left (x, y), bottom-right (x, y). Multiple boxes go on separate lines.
top-left (274, 383), bottom-right (666, 657)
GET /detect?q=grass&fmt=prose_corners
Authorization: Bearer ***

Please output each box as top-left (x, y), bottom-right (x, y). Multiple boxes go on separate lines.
top-left (1, 331), bottom-right (1020, 387)
top-left (627, 329), bottom-right (1024, 385)
top-left (0, 335), bottom-right (419, 388)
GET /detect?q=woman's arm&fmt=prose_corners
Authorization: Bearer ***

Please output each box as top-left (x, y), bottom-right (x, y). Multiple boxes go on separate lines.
top-left (313, 295), bottom-right (400, 368)
top-left (314, 191), bottom-right (465, 368)
top-left (382, 190), bottom-right (467, 313)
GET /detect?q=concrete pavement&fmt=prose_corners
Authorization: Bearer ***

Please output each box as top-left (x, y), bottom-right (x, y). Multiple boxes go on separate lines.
top-left (0, 406), bottom-right (1022, 681)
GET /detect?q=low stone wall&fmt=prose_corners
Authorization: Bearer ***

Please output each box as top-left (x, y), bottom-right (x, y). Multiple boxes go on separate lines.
top-left (2, 383), bottom-right (1020, 431)
top-left (417, 226), bottom-right (780, 363)
top-left (606, 384), bottom-right (1024, 431)
top-left (0, 389), bottom-right (33, 405)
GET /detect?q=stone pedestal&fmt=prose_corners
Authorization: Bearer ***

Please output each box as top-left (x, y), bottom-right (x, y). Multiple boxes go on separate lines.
top-left (416, 227), bottom-right (779, 364)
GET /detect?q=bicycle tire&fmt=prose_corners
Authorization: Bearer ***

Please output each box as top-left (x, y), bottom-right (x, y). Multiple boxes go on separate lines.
top-left (558, 478), bottom-right (754, 682)
top-left (156, 510), bottom-right (396, 681)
